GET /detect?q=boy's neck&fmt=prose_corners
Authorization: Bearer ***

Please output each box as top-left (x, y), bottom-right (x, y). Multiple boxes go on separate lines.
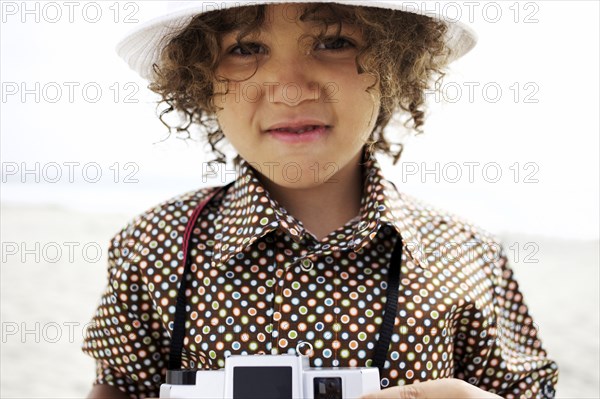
top-left (259, 151), bottom-right (364, 242)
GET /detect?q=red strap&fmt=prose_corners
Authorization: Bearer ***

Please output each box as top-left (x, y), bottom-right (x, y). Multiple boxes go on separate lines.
top-left (169, 184), bottom-right (231, 371)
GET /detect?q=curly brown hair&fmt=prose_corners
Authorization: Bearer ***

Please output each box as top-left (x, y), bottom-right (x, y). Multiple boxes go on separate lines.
top-left (148, 3), bottom-right (450, 167)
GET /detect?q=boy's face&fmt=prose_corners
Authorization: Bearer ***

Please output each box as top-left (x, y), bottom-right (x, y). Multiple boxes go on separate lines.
top-left (213, 3), bottom-right (380, 189)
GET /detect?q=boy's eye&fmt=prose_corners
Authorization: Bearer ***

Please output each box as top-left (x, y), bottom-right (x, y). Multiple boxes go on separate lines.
top-left (229, 42), bottom-right (264, 57)
top-left (227, 36), bottom-right (355, 57)
top-left (316, 37), bottom-right (355, 52)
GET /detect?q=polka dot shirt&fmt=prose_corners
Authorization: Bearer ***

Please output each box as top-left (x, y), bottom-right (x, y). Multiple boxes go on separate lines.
top-left (82, 154), bottom-right (559, 398)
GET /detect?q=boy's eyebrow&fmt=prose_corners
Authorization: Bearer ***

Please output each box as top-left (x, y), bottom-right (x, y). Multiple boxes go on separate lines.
top-left (220, 29), bottom-right (261, 45)
top-left (304, 20), bottom-right (360, 32)
top-left (218, 8), bottom-right (362, 46)
top-left (299, 11), bottom-right (359, 29)
top-left (221, 21), bottom-right (359, 41)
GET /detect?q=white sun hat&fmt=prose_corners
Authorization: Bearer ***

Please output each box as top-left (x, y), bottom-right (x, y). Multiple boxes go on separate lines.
top-left (116, 0), bottom-right (478, 81)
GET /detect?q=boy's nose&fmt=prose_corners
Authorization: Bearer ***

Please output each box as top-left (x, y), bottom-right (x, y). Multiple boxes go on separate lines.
top-left (260, 53), bottom-right (324, 106)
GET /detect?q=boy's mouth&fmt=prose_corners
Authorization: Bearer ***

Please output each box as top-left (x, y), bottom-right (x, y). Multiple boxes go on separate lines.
top-left (265, 120), bottom-right (331, 134)
top-left (267, 125), bottom-right (328, 134)
top-left (265, 123), bottom-right (330, 143)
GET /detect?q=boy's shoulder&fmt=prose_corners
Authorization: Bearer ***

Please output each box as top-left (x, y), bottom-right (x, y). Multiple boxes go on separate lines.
top-left (107, 184), bottom-right (227, 257)
top-left (383, 180), bottom-right (501, 248)
top-left (106, 180), bottom-right (506, 271)
top-left (385, 184), bottom-right (507, 274)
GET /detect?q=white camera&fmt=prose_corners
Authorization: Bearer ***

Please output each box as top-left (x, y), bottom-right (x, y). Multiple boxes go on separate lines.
top-left (160, 354), bottom-right (381, 399)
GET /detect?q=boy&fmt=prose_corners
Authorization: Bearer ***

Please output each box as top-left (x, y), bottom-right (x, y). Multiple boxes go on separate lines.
top-left (84, 2), bottom-right (558, 398)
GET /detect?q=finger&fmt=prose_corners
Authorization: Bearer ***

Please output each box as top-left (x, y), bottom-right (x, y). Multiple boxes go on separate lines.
top-left (361, 384), bottom-right (422, 399)
top-left (394, 385), bottom-right (422, 399)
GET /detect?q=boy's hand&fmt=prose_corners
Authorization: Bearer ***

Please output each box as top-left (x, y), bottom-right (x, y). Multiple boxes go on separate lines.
top-left (142, 379), bottom-right (503, 399)
top-left (361, 378), bottom-right (503, 399)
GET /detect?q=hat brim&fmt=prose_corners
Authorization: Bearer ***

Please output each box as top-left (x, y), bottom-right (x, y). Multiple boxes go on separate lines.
top-left (116, 0), bottom-right (478, 81)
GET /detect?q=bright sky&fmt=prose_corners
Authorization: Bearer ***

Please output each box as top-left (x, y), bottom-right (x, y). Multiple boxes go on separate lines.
top-left (1, 1), bottom-right (599, 240)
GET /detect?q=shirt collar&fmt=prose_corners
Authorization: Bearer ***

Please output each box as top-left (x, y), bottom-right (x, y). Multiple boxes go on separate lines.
top-left (210, 153), bottom-right (429, 269)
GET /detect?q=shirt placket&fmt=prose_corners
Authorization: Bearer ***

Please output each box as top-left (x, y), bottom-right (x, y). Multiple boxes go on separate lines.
top-left (270, 234), bottom-right (320, 356)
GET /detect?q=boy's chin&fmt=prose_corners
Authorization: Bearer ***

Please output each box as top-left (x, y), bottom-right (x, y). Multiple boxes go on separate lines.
top-left (252, 162), bottom-right (340, 190)
top-left (251, 159), bottom-right (345, 190)
top-left (269, 178), bottom-right (337, 190)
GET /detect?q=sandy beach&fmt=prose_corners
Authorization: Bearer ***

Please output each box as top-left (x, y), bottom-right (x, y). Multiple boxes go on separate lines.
top-left (1, 203), bottom-right (598, 398)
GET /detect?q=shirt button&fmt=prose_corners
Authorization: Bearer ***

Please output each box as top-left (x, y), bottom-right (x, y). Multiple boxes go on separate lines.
top-left (300, 258), bottom-right (314, 271)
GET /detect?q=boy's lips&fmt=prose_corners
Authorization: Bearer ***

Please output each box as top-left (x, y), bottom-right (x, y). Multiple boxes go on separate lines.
top-left (264, 119), bottom-right (331, 133)
top-left (266, 125), bottom-right (330, 143)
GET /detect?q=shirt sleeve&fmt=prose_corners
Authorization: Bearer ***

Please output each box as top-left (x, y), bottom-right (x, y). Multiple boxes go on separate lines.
top-left (81, 217), bottom-right (171, 398)
top-left (453, 243), bottom-right (559, 398)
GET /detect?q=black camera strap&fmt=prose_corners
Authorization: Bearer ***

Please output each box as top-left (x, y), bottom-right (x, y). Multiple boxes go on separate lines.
top-left (371, 233), bottom-right (402, 373)
top-left (168, 182), bottom-right (403, 378)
